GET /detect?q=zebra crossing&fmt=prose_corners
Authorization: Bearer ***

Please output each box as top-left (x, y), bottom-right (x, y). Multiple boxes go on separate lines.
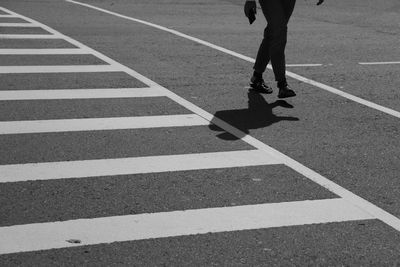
top-left (0, 6), bottom-right (388, 256)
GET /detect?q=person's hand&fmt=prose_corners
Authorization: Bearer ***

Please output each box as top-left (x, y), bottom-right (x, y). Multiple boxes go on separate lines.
top-left (244, 0), bottom-right (257, 24)
top-left (316, 0), bottom-right (324, 5)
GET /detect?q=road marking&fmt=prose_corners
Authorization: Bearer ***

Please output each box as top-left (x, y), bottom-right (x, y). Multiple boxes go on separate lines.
top-left (0, 34), bottom-right (61, 39)
top-left (286, 64), bottom-right (324, 67)
top-left (0, 114), bottom-right (209, 135)
top-left (266, 64), bottom-right (325, 67)
top-left (0, 48), bottom-right (89, 55)
top-left (2, 6), bottom-right (400, 232)
top-left (0, 15), bottom-right (16, 18)
top-left (0, 150), bottom-right (280, 183)
top-left (0, 198), bottom-right (374, 255)
top-left (65, 0), bottom-right (400, 119)
top-left (0, 22), bottom-right (37, 27)
top-left (0, 65), bottom-right (121, 73)
top-left (0, 87), bottom-right (166, 100)
top-left (359, 61), bottom-right (400, 65)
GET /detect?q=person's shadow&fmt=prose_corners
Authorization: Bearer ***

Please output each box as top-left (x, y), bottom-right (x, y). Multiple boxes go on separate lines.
top-left (209, 91), bottom-right (299, 140)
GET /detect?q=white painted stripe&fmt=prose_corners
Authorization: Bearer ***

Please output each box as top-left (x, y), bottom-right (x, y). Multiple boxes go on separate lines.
top-left (266, 63), bottom-right (324, 67)
top-left (0, 65), bottom-right (121, 73)
top-left (0, 22), bottom-right (37, 27)
top-left (286, 63), bottom-right (324, 67)
top-left (0, 34), bottom-right (61, 39)
top-left (0, 199), bottom-right (373, 255)
top-left (0, 15), bottom-right (16, 18)
top-left (0, 87), bottom-right (165, 100)
top-left (359, 61), bottom-right (400, 65)
top-left (65, 0), bottom-right (400, 120)
top-left (0, 114), bottom-right (208, 135)
top-left (0, 48), bottom-right (88, 55)
top-left (5, 6), bottom-right (400, 232)
top-left (0, 150), bottom-right (280, 183)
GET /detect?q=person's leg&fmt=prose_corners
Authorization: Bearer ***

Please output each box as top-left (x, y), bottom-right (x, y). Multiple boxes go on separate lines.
top-left (279, 0), bottom-right (296, 85)
top-left (283, 0), bottom-right (296, 23)
top-left (253, 24), bottom-right (271, 76)
top-left (275, 0), bottom-right (296, 97)
top-left (249, 1), bottom-right (275, 94)
top-left (259, 0), bottom-right (296, 97)
top-left (250, 20), bottom-right (273, 94)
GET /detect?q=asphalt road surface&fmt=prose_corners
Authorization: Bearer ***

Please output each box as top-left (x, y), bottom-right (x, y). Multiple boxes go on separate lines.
top-left (0, 0), bottom-right (399, 265)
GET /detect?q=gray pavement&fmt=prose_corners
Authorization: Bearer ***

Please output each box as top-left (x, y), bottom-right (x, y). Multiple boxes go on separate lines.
top-left (0, 0), bottom-right (399, 265)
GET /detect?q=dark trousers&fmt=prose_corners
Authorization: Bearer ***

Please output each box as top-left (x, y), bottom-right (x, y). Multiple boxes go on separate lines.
top-left (253, 0), bottom-right (296, 83)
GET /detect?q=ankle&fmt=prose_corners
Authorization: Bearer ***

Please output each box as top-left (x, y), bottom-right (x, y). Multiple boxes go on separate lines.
top-left (252, 71), bottom-right (263, 80)
top-left (277, 80), bottom-right (288, 89)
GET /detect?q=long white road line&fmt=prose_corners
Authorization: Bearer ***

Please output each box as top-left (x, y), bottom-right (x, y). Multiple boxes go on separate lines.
top-left (0, 65), bottom-right (121, 73)
top-left (2, 5), bottom-right (398, 231)
top-left (0, 14), bottom-right (16, 18)
top-left (65, 0), bottom-right (400, 120)
top-left (359, 61), bottom-right (400, 65)
top-left (0, 22), bottom-right (37, 27)
top-left (0, 34), bottom-right (61, 39)
top-left (0, 87), bottom-right (166, 100)
top-left (0, 114), bottom-right (209, 135)
top-left (285, 63), bottom-right (324, 67)
top-left (0, 150), bottom-right (280, 183)
top-left (267, 63), bottom-right (324, 67)
top-left (0, 48), bottom-right (89, 55)
top-left (0, 198), bottom-right (374, 255)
